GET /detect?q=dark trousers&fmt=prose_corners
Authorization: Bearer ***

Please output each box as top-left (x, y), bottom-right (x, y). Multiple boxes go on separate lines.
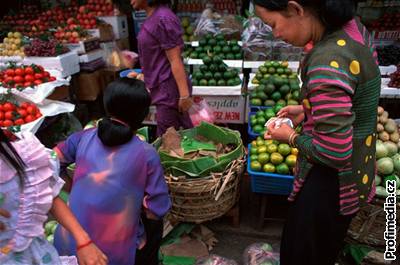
top-left (280, 164), bottom-right (354, 265)
top-left (155, 104), bottom-right (193, 137)
top-left (135, 216), bottom-right (163, 265)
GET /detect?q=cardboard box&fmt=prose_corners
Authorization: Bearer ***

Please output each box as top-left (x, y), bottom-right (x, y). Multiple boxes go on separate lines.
top-left (115, 38), bottom-right (130, 50)
top-left (65, 38), bottom-right (101, 55)
top-left (143, 95), bottom-right (246, 125)
top-left (79, 49), bottom-right (105, 63)
top-left (47, 85), bottom-right (70, 101)
top-left (98, 16), bottom-right (129, 39)
top-left (23, 51), bottom-right (80, 78)
top-left (77, 71), bottom-right (102, 101)
top-left (87, 24), bottom-right (115, 42)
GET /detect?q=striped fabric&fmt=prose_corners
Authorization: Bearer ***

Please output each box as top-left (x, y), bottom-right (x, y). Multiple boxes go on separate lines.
top-left (290, 18), bottom-right (381, 215)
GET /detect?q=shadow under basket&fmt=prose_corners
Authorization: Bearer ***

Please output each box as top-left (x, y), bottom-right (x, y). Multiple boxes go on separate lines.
top-left (165, 158), bottom-right (245, 224)
top-left (347, 197), bottom-right (400, 249)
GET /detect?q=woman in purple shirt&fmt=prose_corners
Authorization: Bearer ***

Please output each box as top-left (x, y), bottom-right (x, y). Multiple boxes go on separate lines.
top-left (132, 0), bottom-right (193, 136)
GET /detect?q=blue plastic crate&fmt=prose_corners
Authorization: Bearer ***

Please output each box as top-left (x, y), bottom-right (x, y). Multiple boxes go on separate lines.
top-left (249, 105), bottom-right (271, 113)
top-left (247, 144), bottom-right (294, 195)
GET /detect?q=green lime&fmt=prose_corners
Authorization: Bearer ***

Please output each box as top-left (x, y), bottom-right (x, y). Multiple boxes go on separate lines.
top-left (250, 154), bottom-right (258, 162)
top-left (278, 143), bottom-right (291, 156)
top-left (266, 144), bottom-right (278, 154)
top-left (263, 163), bottom-right (275, 173)
top-left (253, 125), bottom-right (263, 133)
top-left (257, 146), bottom-right (268, 154)
top-left (251, 98), bottom-right (262, 106)
top-left (285, 154), bottom-right (297, 167)
top-left (270, 152), bottom-right (284, 165)
top-left (250, 161), bottom-right (262, 172)
top-left (256, 110), bottom-right (265, 118)
top-left (257, 117), bottom-right (266, 126)
top-left (276, 163), bottom-right (290, 175)
top-left (258, 153), bottom-right (270, 165)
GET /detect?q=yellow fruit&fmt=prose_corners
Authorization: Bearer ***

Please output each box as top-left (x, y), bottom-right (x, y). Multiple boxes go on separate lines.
top-left (257, 146), bottom-right (268, 154)
top-left (291, 148), bottom-right (299, 155)
top-left (265, 140), bottom-right (274, 145)
top-left (13, 32), bottom-right (22, 38)
top-left (7, 32), bottom-right (13, 38)
top-left (258, 153), bottom-right (270, 165)
top-left (250, 161), bottom-right (262, 172)
top-left (266, 144), bottom-right (278, 154)
top-left (263, 163), bottom-right (276, 173)
top-left (3, 38), bottom-right (8, 44)
top-left (285, 154), bottom-right (297, 167)
top-left (256, 139), bottom-right (265, 147)
top-left (14, 38), bottom-right (21, 45)
top-left (270, 152), bottom-right (284, 165)
top-left (251, 140), bottom-right (257, 148)
top-left (11, 44), bottom-right (17, 51)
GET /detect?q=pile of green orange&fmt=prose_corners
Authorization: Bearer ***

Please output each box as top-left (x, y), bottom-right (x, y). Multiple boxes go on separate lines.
top-left (249, 137), bottom-right (298, 175)
top-left (249, 108), bottom-right (282, 135)
top-left (250, 61), bottom-right (301, 108)
top-left (252, 61), bottom-right (297, 84)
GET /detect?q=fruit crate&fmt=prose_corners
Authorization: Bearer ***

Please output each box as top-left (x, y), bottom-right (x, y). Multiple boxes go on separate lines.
top-left (248, 112), bottom-right (262, 140)
top-left (247, 145), bottom-right (294, 195)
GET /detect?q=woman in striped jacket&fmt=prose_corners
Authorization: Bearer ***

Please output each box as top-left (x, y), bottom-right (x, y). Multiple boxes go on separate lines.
top-left (254, 0), bottom-right (380, 264)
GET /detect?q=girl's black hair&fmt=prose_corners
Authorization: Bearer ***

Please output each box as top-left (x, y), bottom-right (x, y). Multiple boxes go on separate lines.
top-left (97, 78), bottom-right (151, 147)
top-left (253, 0), bottom-right (357, 31)
top-left (148, 0), bottom-right (171, 7)
top-left (0, 130), bottom-right (26, 183)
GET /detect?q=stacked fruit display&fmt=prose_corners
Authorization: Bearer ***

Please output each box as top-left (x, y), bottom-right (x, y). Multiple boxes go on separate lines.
top-left (249, 137), bottom-right (298, 175)
top-left (191, 55), bottom-right (241, 86)
top-left (251, 61), bottom-right (297, 85)
top-left (181, 17), bottom-right (195, 42)
top-left (0, 32), bottom-right (25, 57)
top-left (0, 63), bottom-right (56, 89)
top-left (249, 74), bottom-right (300, 108)
top-left (377, 106), bottom-right (400, 145)
top-left (0, 100), bottom-right (42, 128)
top-left (369, 12), bottom-right (400, 31)
top-left (388, 65), bottom-right (400, 88)
top-left (84, 0), bottom-right (115, 17)
top-left (185, 34), bottom-right (242, 60)
top-left (24, 38), bottom-right (70, 57)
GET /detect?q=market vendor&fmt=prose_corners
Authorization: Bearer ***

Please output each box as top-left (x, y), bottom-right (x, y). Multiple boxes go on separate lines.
top-left (254, 0), bottom-right (380, 264)
top-left (132, 0), bottom-right (194, 136)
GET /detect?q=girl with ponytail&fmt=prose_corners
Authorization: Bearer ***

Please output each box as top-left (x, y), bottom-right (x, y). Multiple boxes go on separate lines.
top-left (0, 129), bottom-right (107, 265)
top-left (53, 78), bottom-right (171, 265)
top-left (254, 1), bottom-right (380, 264)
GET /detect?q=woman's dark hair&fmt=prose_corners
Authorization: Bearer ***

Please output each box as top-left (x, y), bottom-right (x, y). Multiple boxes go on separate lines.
top-left (253, 0), bottom-right (356, 31)
top-left (0, 130), bottom-right (26, 183)
top-left (97, 77), bottom-right (151, 147)
top-left (148, 0), bottom-right (171, 7)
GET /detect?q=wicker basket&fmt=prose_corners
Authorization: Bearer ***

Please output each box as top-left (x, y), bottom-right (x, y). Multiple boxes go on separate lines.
top-left (165, 157), bottom-right (245, 224)
top-left (347, 197), bottom-right (400, 248)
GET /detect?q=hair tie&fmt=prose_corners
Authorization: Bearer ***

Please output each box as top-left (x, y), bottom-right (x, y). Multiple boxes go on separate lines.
top-left (110, 117), bottom-right (130, 128)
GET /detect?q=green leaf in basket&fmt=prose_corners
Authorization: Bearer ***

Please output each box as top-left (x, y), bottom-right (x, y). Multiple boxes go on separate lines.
top-left (181, 136), bottom-right (217, 154)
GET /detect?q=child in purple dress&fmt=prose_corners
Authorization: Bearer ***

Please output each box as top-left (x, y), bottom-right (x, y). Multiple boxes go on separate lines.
top-left (54, 78), bottom-right (171, 265)
top-left (132, 0), bottom-right (194, 136)
top-left (0, 130), bottom-right (107, 265)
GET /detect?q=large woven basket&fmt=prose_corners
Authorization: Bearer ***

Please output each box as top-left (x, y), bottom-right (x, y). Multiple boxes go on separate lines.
top-left (165, 157), bottom-right (245, 224)
top-left (347, 197), bottom-right (400, 249)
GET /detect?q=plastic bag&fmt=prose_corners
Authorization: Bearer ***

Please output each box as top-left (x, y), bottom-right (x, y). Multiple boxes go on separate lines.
top-left (243, 243), bottom-right (280, 265)
top-left (194, 8), bottom-right (222, 38)
top-left (189, 96), bottom-right (215, 126)
top-left (242, 16), bottom-right (274, 61)
top-left (196, 254), bottom-right (238, 265)
top-left (219, 14), bottom-right (244, 41)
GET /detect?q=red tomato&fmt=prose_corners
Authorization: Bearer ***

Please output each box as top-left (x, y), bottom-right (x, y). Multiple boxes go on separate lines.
top-left (3, 120), bottom-right (13, 127)
top-left (20, 102), bottom-right (30, 109)
top-left (14, 119), bottom-right (25, 125)
top-left (0, 121), bottom-right (3, 127)
top-left (17, 109), bottom-right (28, 118)
top-left (49, 76), bottom-right (56, 81)
top-left (34, 79), bottom-right (43, 86)
top-left (26, 106), bottom-right (37, 115)
top-left (43, 71), bottom-right (50, 77)
top-left (35, 112), bottom-right (42, 119)
top-left (34, 73), bottom-right (43, 79)
top-left (24, 67), bottom-right (34, 75)
top-left (24, 74), bottom-right (35, 82)
top-left (4, 111), bottom-right (14, 120)
top-left (13, 76), bottom-right (24, 84)
top-left (0, 105), bottom-right (3, 112)
top-left (5, 77), bottom-right (14, 84)
top-left (14, 68), bottom-right (25, 76)
top-left (25, 115), bottom-right (35, 123)
top-left (3, 103), bottom-right (15, 112)
top-left (5, 69), bottom-right (15, 77)
top-left (0, 111), bottom-right (4, 120)
top-left (23, 82), bottom-right (33, 87)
